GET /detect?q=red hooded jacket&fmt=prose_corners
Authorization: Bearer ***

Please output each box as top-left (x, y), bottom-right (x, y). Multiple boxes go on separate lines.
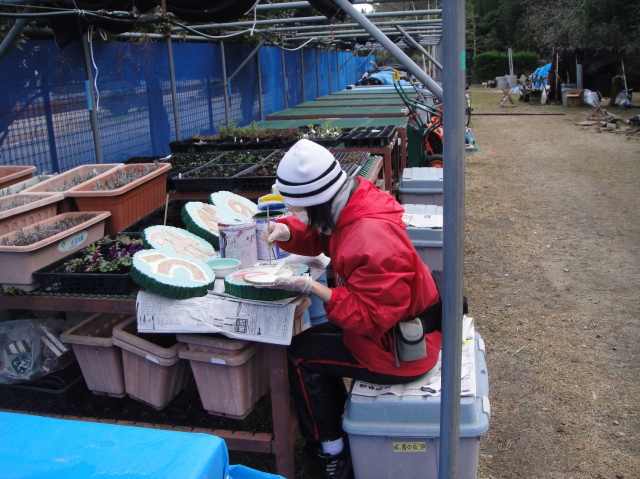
top-left (276, 179), bottom-right (441, 376)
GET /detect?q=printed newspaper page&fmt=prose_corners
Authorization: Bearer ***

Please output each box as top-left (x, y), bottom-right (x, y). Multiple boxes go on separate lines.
top-left (352, 326), bottom-right (477, 398)
top-left (136, 290), bottom-right (304, 346)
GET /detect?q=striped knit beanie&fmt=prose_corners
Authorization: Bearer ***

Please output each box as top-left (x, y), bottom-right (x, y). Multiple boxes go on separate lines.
top-left (276, 139), bottom-right (347, 207)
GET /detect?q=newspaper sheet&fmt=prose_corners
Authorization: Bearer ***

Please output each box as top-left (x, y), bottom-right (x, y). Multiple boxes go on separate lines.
top-left (352, 324), bottom-right (477, 398)
top-left (136, 290), bottom-right (304, 345)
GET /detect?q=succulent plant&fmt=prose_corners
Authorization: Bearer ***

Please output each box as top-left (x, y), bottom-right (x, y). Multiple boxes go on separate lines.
top-left (0, 195), bottom-right (42, 212)
top-left (1, 214), bottom-right (97, 247)
top-left (46, 171), bottom-right (100, 192)
top-left (93, 164), bottom-right (159, 191)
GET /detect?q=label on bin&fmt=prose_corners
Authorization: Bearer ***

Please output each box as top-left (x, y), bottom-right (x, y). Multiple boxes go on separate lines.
top-left (392, 442), bottom-right (426, 453)
top-left (58, 230), bottom-right (88, 252)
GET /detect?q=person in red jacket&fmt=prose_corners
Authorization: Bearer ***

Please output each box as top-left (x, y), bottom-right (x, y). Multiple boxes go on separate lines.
top-left (264, 139), bottom-right (441, 479)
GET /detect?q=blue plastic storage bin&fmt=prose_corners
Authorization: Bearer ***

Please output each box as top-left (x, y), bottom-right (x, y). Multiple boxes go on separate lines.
top-left (403, 204), bottom-right (443, 271)
top-left (308, 271), bottom-right (328, 326)
top-left (343, 334), bottom-right (490, 479)
top-left (398, 168), bottom-right (443, 206)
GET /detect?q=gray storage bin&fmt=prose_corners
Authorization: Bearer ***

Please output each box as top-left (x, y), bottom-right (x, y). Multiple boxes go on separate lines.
top-left (403, 204), bottom-right (443, 271)
top-left (343, 334), bottom-right (490, 479)
top-left (398, 168), bottom-right (443, 206)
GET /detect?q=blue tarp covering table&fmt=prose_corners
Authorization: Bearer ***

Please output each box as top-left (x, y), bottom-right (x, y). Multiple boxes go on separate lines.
top-left (0, 412), bottom-right (232, 479)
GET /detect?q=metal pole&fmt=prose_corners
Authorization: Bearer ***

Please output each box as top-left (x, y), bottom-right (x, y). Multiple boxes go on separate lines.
top-left (220, 40), bottom-right (231, 125)
top-left (315, 49), bottom-right (320, 98)
top-left (281, 48), bottom-right (288, 109)
top-left (228, 39), bottom-right (266, 81)
top-left (166, 37), bottom-right (181, 141)
top-left (162, 0), bottom-right (181, 141)
top-left (335, 49), bottom-right (340, 91)
top-left (81, 32), bottom-right (103, 164)
top-left (300, 49), bottom-right (306, 102)
top-left (395, 25), bottom-right (443, 70)
top-left (0, 15), bottom-right (29, 60)
top-left (327, 50), bottom-right (332, 93)
top-left (329, 0), bottom-right (443, 100)
top-left (257, 49), bottom-right (264, 121)
top-left (439, 0), bottom-right (466, 476)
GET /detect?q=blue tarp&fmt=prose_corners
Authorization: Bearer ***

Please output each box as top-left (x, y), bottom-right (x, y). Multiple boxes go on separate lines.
top-left (358, 70), bottom-right (412, 86)
top-left (0, 412), bottom-right (281, 479)
top-left (528, 63), bottom-right (552, 89)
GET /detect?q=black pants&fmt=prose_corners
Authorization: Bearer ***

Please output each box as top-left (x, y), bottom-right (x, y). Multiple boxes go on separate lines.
top-left (287, 323), bottom-right (424, 443)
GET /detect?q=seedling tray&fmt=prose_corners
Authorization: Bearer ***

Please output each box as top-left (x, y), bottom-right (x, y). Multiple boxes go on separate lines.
top-left (173, 150), bottom-right (275, 192)
top-left (343, 126), bottom-right (396, 148)
top-left (0, 361), bottom-right (84, 407)
top-left (334, 151), bottom-right (371, 178)
top-left (119, 198), bottom-right (198, 235)
top-left (235, 150), bottom-right (285, 191)
top-left (32, 235), bottom-right (140, 295)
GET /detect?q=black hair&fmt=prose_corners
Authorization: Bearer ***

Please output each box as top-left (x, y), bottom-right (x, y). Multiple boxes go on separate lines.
top-left (305, 198), bottom-right (335, 234)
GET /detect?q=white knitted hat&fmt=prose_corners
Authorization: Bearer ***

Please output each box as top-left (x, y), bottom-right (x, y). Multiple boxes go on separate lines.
top-left (275, 139), bottom-right (347, 207)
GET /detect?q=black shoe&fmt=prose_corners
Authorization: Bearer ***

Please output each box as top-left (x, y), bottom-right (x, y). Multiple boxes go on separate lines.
top-left (317, 444), bottom-right (352, 479)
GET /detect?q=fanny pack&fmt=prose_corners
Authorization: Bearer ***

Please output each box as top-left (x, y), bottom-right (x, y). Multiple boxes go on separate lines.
top-left (392, 270), bottom-right (469, 366)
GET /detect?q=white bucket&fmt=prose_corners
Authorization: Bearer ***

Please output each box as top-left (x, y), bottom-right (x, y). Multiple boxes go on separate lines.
top-left (218, 218), bottom-right (257, 268)
top-left (253, 211), bottom-right (290, 261)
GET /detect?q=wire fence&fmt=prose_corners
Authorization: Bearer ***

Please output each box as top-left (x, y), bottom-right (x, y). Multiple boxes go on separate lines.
top-left (0, 39), bottom-right (373, 174)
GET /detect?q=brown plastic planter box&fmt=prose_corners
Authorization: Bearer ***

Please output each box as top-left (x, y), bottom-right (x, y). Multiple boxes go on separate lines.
top-left (23, 164), bottom-right (122, 213)
top-left (60, 313), bottom-right (131, 398)
top-left (0, 211), bottom-right (111, 291)
top-left (0, 166), bottom-right (36, 190)
top-left (0, 174), bottom-right (53, 196)
top-left (67, 163), bottom-right (171, 235)
top-left (177, 333), bottom-right (251, 355)
top-left (178, 341), bottom-right (269, 419)
top-left (112, 316), bottom-right (190, 410)
top-left (0, 193), bottom-right (64, 236)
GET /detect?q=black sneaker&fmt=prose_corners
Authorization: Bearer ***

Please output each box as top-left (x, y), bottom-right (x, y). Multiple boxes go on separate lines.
top-left (317, 444), bottom-right (352, 479)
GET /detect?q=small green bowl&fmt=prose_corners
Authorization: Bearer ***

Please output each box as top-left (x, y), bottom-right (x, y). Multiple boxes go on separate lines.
top-left (206, 258), bottom-right (241, 278)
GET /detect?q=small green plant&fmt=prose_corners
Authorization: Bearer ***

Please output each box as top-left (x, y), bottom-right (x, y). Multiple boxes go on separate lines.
top-left (46, 170), bottom-right (100, 192)
top-left (300, 123), bottom-right (342, 140)
top-left (0, 195), bottom-right (41, 212)
top-left (1, 214), bottom-right (97, 247)
top-left (57, 235), bottom-right (143, 274)
top-left (93, 164), bottom-right (159, 191)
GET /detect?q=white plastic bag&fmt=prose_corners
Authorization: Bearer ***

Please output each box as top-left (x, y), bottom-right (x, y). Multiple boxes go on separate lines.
top-left (583, 89), bottom-right (598, 107)
top-left (0, 319), bottom-right (74, 384)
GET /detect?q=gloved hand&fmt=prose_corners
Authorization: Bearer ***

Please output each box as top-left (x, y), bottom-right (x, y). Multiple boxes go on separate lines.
top-left (272, 274), bottom-right (313, 294)
top-left (262, 222), bottom-right (291, 243)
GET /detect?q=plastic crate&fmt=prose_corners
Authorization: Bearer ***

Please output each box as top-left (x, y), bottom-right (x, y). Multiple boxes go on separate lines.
top-left (403, 204), bottom-right (443, 271)
top-left (118, 198), bottom-right (197, 235)
top-left (0, 361), bottom-right (84, 406)
top-left (343, 334), bottom-right (490, 479)
top-left (32, 235), bottom-right (140, 295)
top-left (398, 168), bottom-right (444, 206)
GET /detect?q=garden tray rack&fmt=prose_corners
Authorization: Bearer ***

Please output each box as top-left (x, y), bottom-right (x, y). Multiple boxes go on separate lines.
top-left (32, 235), bottom-right (140, 296)
top-left (333, 151), bottom-right (371, 178)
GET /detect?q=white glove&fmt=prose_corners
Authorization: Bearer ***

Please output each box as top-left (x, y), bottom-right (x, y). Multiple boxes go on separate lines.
top-left (262, 222), bottom-right (291, 243)
top-left (273, 274), bottom-right (313, 293)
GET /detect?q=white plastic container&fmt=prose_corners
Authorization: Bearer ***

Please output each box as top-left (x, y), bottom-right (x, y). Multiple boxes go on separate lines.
top-left (398, 168), bottom-right (443, 206)
top-left (402, 204), bottom-right (443, 271)
top-left (343, 334), bottom-right (490, 479)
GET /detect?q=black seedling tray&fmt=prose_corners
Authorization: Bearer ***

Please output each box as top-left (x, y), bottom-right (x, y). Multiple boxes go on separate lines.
top-left (334, 151), bottom-right (371, 178)
top-left (124, 155), bottom-right (165, 164)
top-left (173, 163), bottom-right (257, 192)
top-left (343, 126), bottom-right (396, 148)
top-left (119, 198), bottom-right (198, 235)
top-left (0, 362), bottom-right (84, 407)
top-left (306, 135), bottom-right (343, 148)
top-left (235, 150), bottom-right (285, 191)
top-left (32, 235), bottom-right (140, 295)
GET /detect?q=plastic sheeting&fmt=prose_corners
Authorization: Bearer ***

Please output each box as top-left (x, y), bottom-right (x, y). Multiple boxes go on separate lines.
top-left (229, 465), bottom-right (284, 479)
top-left (0, 40), bottom-right (373, 175)
top-left (0, 412), bottom-right (230, 478)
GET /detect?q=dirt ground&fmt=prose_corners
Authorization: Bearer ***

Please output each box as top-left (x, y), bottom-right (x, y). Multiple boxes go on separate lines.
top-left (466, 88), bottom-right (640, 478)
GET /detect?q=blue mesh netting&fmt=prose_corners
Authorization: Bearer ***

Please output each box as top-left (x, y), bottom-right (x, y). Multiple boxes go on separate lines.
top-left (0, 39), bottom-right (374, 174)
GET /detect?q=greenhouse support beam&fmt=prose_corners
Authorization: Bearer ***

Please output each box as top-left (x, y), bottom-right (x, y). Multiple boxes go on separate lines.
top-left (254, 0), bottom-right (432, 10)
top-left (257, 51), bottom-right (264, 121)
top-left (171, 11), bottom-right (441, 33)
top-left (291, 30), bottom-right (442, 42)
top-left (0, 13), bottom-right (29, 60)
top-left (439, 0), bottom-right (466, 477)
top-left (300, 49), bottom-right (305, 102)
top-left (267, 19), bottom-right (441, 33)
top-left (81, 32), bottom-right (103, 164)
top-left (281, 48), bottom-right (288, 109)
top-left (229, 39), bottom-right (266, 82)
top-left (289, 26), bottom-right (441, 37)
top-left (220, 40), bottom-right (231, 125)
top-left (395, 24), bottom-right (442, 70)
top-left (166, 36), bottom-right (181, 141)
